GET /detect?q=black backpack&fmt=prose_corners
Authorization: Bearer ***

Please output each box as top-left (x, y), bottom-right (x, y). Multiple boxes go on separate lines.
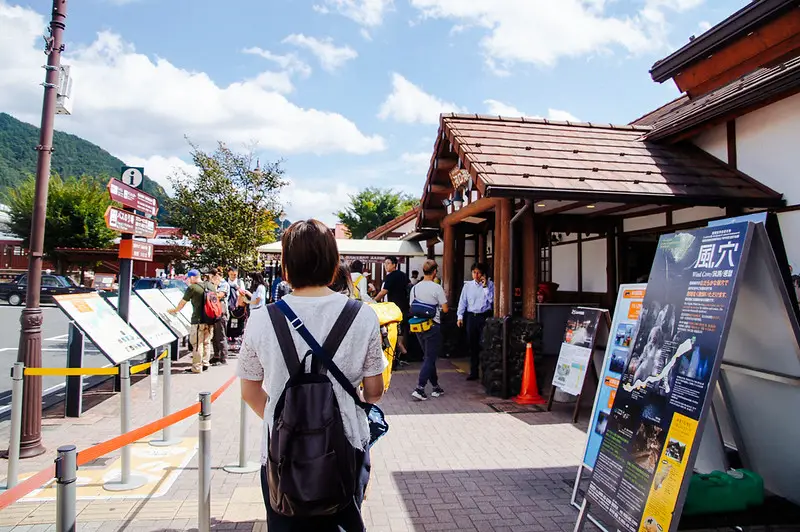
top-left (266, 299), bottom-right (363, 517)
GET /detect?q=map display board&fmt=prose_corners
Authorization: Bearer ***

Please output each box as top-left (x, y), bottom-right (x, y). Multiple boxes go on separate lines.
top-left (54, 292), bottom-right (150, 364)
top-left (583, 284), bottom-right (647, 470)
top-left (136, 288), bottom-right (190, 337)
top-left (107, 293), bottom-right (177, 349)
top-left (161, 287), bottom-right (194, 325)
top-left (552, 307), bottom-right (603, 396)
top-left (584, 223), bottom-right (751, 532)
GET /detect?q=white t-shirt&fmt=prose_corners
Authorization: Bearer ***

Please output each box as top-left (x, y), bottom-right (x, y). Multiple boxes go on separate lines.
top-left (409, 280), bottom-right (448, 323)
top-left (350, 272), bottom-right (373, 302)
top-left (250, 284), bottom-right (266, 309)
top-left (236, 292), bottom-right (388, 464)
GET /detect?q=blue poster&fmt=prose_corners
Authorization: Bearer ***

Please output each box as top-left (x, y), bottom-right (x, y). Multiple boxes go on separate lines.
top-left (582, 284), bottom-right (647, 469)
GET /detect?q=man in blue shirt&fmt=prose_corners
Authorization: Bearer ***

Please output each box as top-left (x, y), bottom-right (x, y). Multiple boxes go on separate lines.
top-left (457, 262), bottom-right (494, 381)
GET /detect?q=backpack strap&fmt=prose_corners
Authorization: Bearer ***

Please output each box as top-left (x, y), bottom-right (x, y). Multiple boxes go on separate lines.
top-left (313, 299), bottom-right (362, 373)
top-left (267, 303), bottom-right (301, 374)
top-left (275, 299), bottom-right (366, 407)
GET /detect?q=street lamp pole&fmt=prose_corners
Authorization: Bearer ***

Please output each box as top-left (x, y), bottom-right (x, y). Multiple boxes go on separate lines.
top-left (18, 0), bottom-right (68, 458)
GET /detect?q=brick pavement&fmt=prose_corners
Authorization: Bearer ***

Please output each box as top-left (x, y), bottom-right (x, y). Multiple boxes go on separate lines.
top-left (0, 353), bottom-right (595, 532)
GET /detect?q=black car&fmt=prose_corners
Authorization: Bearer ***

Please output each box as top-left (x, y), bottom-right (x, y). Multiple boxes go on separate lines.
top-left (0, 273), bottom-right (96, 306)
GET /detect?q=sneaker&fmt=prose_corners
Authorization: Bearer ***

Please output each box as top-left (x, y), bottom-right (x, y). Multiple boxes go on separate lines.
top-left (431, 387), bottom-right (445, 398)
top-left (411, 388), bottom-right (428, 401)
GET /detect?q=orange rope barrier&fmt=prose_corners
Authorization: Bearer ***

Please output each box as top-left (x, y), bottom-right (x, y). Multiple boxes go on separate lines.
top-left (0, 374), bottom-right (238, 510)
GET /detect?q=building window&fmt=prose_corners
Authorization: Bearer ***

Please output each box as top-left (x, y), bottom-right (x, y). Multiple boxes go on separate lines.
top-left (540, 243), bottom-right (551, 283)
top-left (13, 246), bottom-right (23, 256)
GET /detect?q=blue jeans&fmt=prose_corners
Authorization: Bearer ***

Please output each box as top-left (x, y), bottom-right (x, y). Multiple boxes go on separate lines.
top-left (416, 323), bottom-right (442, 388)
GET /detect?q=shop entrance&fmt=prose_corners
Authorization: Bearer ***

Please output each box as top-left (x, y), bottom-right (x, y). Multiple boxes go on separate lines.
top-left (621, 234), bottom-right (659, 284)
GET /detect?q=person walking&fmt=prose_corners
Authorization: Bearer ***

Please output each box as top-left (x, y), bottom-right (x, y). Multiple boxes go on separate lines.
top-left (237, 219), bottom-right (386, 532)
top-left (409, 260), bottom-right (448, 401)
top-left (331, 261), bottom-right (356, 298)
top-left (210, 266), bottom-right (230, 366)
top-left (350, 260), bottom-right (373, 303)
top-left (169, 269), bottom-right (214, 373)
top-left (375, 256), bottom-right (410, 363)
top-left (457, 262), bottom-right (494, 381)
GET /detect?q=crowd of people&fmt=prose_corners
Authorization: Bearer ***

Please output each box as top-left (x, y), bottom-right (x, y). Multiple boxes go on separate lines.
top-left (167, 220), bottom-right (495, 531)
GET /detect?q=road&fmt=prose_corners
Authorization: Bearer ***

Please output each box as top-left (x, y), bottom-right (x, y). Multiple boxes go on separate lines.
top-left (0, 304), bottom-right (111, 410)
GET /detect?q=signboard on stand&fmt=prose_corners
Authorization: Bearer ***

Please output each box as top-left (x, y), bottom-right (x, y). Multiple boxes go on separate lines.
top-left (136, 288), bottom-right (190, 337)
top-left (104, 206), bottom-right (157, 238)
top-left (161, 287), bottom-right (194, 325)
top-left (550, 307), bottom-right (605, 395)
top-left (106, 293), bottom-right (177, 349)
top-left (578, 223), bottom-right (750, 532)
top-left (119, 239), bottom-right (154, 261)
top-left (54, 292), bottom-right (150, 364)
top-left (107, 178), bottom-right (159, 217)
top-left (571, 284), bottom-right (647, 513)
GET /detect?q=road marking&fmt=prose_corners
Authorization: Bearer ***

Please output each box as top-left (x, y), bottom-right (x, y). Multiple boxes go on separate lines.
top-left (44, 334), bottom-right (69, 342)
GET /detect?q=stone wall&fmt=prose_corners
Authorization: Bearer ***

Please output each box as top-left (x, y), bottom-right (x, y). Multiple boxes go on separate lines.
top-left (479, 317), bottom-right (544, 397)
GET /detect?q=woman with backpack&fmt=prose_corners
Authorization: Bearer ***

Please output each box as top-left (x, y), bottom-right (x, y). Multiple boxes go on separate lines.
top-left (349, 260), bottom-right (373, 302)
top-left (237, 219), bottom-right (387, 532)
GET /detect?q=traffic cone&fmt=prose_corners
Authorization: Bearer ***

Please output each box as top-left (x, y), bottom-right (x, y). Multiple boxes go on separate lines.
top-left (513, 342), bottom-right (546, 405)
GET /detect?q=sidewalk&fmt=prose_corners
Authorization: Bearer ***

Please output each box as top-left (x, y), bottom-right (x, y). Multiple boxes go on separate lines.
top-left (0, 354), bottom-right (591, 531)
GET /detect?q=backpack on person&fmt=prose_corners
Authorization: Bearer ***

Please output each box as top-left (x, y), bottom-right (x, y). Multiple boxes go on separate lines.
top-left (352, 274), bottom-right (365, 300)
top-left (200, 285), bottom-right (223, 324)
top-left (266, 299), bottom-right (388, 517)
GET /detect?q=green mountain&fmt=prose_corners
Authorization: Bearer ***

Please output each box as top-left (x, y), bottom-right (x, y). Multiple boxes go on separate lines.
top-left (0, 112), bottom-right (171, 220)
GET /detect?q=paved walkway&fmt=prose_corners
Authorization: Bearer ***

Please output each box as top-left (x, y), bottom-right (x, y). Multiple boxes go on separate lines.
top-left (0, 353), bottom-right (592, 531)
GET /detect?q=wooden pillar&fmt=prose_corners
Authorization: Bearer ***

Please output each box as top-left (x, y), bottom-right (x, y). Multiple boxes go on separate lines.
top-left (606, 226), bottom-right (618, 309)
top-left (478, 232), bottom-right (487, 263)
top-left (454, 226), bottom-right (466, 293)
top-left (494, 199), bottom-right (512, 316)
top-left (443, 224), bottom-right (455, 304)
top-left (521, 208), bottom-right (537, 319)
top-left (577, 232), bottom-right (583, 296)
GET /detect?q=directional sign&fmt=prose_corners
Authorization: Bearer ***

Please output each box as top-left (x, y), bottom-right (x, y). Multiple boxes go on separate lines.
top-left (121, 166), bottom-right (144, 189)
top-left (105, 206), bottom-right (157, 238)
top-left (119, 239), bottom-right (154, 261)
top-left (107, 178), bottom-right (159, 217)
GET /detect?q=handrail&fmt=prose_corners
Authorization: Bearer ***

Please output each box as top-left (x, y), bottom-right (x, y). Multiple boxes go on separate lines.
top-left (0, 374), bottom-right (236, 511)
top-left (21, 349), bottom-right (168, 377)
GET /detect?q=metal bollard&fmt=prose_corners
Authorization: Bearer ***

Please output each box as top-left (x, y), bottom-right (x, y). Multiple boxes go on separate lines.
top-left (223, 396), bottom-right (260, 474)
top-left (103, 361), bottom-right (147, 491)
top-left (151, 345), bottom-right (181, 447)
top-left (55, 445), bottom-right (77, 532)
top-left (198, 392), bottom-right (212, 532)
top-left (4, 362), bottom-right (24, 489)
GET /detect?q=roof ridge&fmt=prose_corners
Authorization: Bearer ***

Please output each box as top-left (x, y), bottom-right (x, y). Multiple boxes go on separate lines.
top-left (441, 112), bottom-right (653, 132)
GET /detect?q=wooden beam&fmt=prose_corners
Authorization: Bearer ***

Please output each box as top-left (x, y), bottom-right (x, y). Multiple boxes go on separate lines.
top-left (588, 203), bottom-right (644, 217)
top-left (539, 201), bottom-right (592, 215)
top-left (727, 120), bottom-right (737, 169)
top-left (443, 197), bottom-right (502, 227)
top-left (429, 183), bottom-right (450, 195)
top-left (494, 198), bottom-right (512, 316)
top-left (522, 208), bottom-right (537, 319)
top-left (606, 225), bottom-right (617, 309)
top-left (442, 224), bottom-right (455, 304)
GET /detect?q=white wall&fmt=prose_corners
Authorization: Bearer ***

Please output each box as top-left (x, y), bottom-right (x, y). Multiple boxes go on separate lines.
top-left (582, 238), bottom-right (607, 293)
top-left (552, 243), bottom-right (578, 291)
top-left (673, 206), bottom-right (727, 225)
top-left (624, 213), bottom-right (667, 233)
top-left (693, 125), bottom-right (728, 163)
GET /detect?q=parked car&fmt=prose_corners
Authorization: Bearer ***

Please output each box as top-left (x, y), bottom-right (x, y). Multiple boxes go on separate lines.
top-left (0, 273), bottom-right (96, 306)
top-left (133, 277), bottom-right (188, 292)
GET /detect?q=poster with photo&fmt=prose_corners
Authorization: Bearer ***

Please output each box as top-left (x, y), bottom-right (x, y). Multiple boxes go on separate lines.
top-left (136, 288), bottom-right (191, 337)
top-left (552, 307), bottom-right (603, 396)
top-left (582, 284), bottom-right (646, 470)
top-left (107, 293), bottom-right (177, 349)
top-left (54, 292), bottom-right (150, 364)
top-left (585, 223), bottom-right (752, 532)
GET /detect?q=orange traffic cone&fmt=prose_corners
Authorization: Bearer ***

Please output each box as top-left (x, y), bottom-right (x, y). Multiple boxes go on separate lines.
top-left (513, 342), bottom-right (546, 405)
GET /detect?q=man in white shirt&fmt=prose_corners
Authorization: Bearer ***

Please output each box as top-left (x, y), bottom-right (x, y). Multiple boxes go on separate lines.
top-left (408, 260), bottom-right (448, 401)
top-left (349, 260), bottom-right (373, 303)
top-left (457, 262), bottom-right (494, 381)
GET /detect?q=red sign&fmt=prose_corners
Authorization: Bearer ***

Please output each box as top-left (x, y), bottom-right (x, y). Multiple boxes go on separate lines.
top-left (119, 239), bottom-right (154, 261)
top-left (107, 178), bottom-right (159, 217)
top-left (104, 206), bottom-right (157, 238)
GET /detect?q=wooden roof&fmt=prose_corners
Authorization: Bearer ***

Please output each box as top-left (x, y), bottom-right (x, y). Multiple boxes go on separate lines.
top-left (419, 114), bottom-right (783, 226)
top-left (366, 206), bottom-right (420, 240)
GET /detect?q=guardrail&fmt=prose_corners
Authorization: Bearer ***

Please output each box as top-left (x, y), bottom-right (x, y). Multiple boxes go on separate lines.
top-left (0, 373), bottom-right (238, 532)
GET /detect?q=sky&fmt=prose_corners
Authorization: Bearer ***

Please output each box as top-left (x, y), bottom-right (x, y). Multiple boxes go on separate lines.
top-left (0, 0), bottom-right (747, 225)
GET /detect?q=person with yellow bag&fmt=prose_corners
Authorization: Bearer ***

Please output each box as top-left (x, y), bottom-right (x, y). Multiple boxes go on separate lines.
top-left (407, 260), bottom-right (448, 401)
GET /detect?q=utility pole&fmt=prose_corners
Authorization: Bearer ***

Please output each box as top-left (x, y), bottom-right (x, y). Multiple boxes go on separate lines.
top-left (18, 0), bottom-right (68, 458)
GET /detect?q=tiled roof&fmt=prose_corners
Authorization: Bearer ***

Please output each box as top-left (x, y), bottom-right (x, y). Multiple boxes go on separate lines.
top-left (366, 206), bottom-right (420, 240)
top-left (440, 114), bottom-right (782, 206)
top-left (629, 95), bottom-right (689, 126)
top-left (644, 55), bottom-right (800, 141)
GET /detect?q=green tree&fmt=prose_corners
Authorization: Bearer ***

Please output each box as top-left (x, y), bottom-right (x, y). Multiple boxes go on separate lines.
top-left (166, 142), bottom-right (285, 271)
top-left (4, 175), bottom-right (118, 268)
top-left (335, 187), bottom-right (419, 239)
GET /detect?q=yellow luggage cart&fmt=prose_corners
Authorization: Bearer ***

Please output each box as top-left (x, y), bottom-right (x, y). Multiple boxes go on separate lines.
top-left (367, 302), bottom-right (402, 391)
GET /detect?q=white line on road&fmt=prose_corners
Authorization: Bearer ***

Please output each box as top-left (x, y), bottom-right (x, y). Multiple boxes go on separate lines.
top-left (44, 334), bottom-right (69, 342)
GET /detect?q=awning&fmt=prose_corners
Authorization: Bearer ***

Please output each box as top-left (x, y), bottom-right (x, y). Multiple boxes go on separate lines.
top-left (258, 238), bottom-right (425, 261)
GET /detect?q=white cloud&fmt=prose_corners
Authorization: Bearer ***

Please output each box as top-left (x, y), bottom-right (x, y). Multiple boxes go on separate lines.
top-left (378, 73), bottom-right (465, 125)
top-left (698, 20), bottom-right (712, 32)
top-left (483, 100), bottom-right (581, 122)
top-left (241, 47), bottom-right (312, 77)
top-left (314, 0), bottom-right (394, 27)
top-left (409, 0), bottom-right (705, 70)
top-left (282, 178), bottom-right (359, 226)
top-left (0, 2), bottom-right (385, 170)
top-left (282, 34), bottom-right (358, 72)
top-left (119, 154), bottom-right (198, 193)
top-left (547, 109), bottom-right (581, 122)
top-left (399, 152), bottom-right (431, 176)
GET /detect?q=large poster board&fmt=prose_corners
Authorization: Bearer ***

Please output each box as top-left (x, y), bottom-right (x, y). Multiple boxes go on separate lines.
top-left (584, 223), bottom-right (751, 532)
top-left (54, 292), bottom-right (150, 364)
top-left (107, 293), bottom-right (177, 349)
top-left (583, 284), bottom-right (647, 470)
top-left (552, 307), bottom-right (603, 396)
top-left (161, 287), bottom-right (194, 325)
top-left (136, 288), bottom-right (190, 337)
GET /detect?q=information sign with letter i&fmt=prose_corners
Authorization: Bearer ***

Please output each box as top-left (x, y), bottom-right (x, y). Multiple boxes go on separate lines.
top-left (575, 222), bottom-right (752, 532)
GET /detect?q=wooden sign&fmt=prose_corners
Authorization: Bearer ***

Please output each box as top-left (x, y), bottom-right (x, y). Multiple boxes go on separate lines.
top-left (119, 239), bottom-right (154, 261)
top-left (105, 206), bottom-right (157, 238)
top-left (107, 178), bottom-right (159, 217)
top-left (449, 167), bottom-right (470, 189)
